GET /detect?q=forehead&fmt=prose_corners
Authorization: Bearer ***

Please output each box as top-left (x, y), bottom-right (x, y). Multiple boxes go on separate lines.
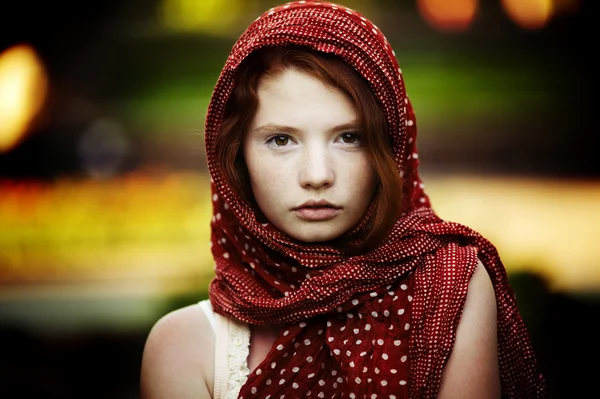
top-left (252, 69), bottom-right (357, 128)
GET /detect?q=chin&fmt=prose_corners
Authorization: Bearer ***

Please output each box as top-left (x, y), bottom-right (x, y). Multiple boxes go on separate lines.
top-left (286, 226), bottom-right (345, 243)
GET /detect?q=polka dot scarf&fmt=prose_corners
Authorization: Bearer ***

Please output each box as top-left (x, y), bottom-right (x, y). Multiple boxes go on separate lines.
top-left (205, 1), bottom-right (545, 398)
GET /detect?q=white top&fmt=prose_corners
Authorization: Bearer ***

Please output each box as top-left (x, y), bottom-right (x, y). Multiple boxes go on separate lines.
top-left (199, 299), bottom-right (251, 399)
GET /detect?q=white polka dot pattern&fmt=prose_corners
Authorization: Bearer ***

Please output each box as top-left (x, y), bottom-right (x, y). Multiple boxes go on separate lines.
top-left (203, 1), bottom-right (546, 398)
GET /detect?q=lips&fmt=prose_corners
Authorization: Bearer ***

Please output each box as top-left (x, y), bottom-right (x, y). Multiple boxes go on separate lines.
top-left (293, 200), bottom-right (341, 221)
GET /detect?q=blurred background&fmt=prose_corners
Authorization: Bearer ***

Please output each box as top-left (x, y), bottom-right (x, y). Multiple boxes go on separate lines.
top-left (0, 0), bottom-right (597, 398)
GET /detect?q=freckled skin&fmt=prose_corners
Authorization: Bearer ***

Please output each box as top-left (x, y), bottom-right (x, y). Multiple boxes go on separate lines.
top-left (243, 69), bottom-right (377, 243)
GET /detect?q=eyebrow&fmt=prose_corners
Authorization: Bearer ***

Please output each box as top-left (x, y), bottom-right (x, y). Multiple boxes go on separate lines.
top-left (252, 122), bottom-right (360, 134)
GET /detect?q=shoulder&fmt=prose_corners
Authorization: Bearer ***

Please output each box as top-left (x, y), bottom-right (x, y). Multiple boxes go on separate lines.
top-left (140, 302), bottom-right (214, 399)
top-left (465, 260), bottom-right (497, 315)
top-left (437, 260), bottom-right (501, 399)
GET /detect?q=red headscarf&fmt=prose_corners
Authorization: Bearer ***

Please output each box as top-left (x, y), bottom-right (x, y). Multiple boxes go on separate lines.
top-left (205, 1), bottom-right (545, 398)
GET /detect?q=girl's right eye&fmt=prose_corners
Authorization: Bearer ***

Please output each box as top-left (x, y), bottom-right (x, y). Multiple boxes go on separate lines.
top-left (267, 135), bottom-right (290, 147)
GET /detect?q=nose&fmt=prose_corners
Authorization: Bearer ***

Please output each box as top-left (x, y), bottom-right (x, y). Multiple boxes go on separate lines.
top-left (299, 143), bottom-right (334, 189)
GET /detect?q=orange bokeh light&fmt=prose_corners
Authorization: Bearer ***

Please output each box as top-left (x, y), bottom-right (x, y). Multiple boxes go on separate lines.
top-left (501, 0), bottom-right (553, 30)
top-left (417, 0), bottom-right (479, 32)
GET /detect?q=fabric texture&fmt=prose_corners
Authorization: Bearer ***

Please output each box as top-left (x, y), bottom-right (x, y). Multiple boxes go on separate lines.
top-left (204, 1), bottom-right (545, 398)
top-left (199, 298), bottom-right (217, 332)
top-left (199, 299), bottom-right (252, 399)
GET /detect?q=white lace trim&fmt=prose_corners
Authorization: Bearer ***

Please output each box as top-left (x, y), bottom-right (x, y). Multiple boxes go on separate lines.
top-left (226, 319), bottom-right (251, 399)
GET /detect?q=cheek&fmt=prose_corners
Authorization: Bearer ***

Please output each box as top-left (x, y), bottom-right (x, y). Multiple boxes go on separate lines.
top-left (347, 155), bottom-right (377, 193)
top-left (244, 150), bottom-right (287, 205)
top-left (244, 144), bottom-right (264, 183)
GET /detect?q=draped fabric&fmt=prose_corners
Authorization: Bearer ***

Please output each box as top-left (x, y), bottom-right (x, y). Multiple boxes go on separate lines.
top-left (205, 1), bottom-right (545, 398)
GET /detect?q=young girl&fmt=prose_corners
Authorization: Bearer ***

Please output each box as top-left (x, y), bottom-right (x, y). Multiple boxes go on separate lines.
top-left (140, 2), bottom-right (545, 398)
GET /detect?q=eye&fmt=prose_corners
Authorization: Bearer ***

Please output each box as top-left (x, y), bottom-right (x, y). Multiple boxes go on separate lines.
top-left (267, 135), bottom-right (291, 146)
top-left (338, 132), bottom-right (361, 145)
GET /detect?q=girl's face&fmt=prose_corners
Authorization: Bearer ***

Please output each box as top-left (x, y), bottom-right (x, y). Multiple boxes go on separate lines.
top-left (243, 69), bottom-right (377, 243)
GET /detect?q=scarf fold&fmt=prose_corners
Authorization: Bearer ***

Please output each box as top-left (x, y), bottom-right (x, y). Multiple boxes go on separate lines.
top-left (204, 1), bottom-right (545, 398)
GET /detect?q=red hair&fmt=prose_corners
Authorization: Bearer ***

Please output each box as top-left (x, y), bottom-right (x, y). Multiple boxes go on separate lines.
top-left (214, 47), bottom-right (403, 251)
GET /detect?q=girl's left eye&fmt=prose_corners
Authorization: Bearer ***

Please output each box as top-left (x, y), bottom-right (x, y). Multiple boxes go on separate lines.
top-left (338, 132), bottom-right (360, 145)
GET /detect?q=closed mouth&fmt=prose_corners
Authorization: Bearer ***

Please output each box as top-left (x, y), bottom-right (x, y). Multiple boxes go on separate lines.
top-left (293, 200), bottom-right (341, 210)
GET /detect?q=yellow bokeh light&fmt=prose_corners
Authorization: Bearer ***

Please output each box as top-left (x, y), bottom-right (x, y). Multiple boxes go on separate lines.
top-left (160, 0), bottom-right (247, 36)
top-left (501, 0), bottom-right (553, 30)
top-left (0, 44), bottom-right (48, 153)
top-left (417, 0), bottom-right (479, 32)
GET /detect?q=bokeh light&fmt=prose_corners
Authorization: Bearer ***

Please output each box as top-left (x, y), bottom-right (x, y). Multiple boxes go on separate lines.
top-left (0, 44), bottom-right (48, 153)
top-left (77, 118), bottom-right (130, 179)
top-left (417, 0), bottom-right (479, 32)
top-left (501, 0), bottom-right (553, 30)
top-left (159, 0), bottom-right (247, 35)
